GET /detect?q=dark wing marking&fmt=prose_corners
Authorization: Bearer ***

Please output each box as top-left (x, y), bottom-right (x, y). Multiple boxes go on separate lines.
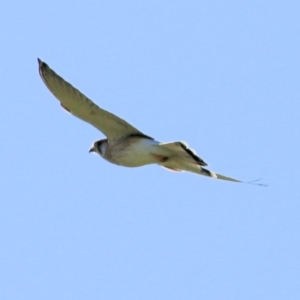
top-left (179, 142), bottom-right (208, 166)
top-left (126, 133), bottom-right (154, 140)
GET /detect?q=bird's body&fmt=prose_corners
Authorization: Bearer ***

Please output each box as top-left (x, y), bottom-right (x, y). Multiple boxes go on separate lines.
top-left (99, 136), bottom-right (162, 167)
top-left (90, 136), bottom-right (215, 177)
top-left (38, 58), bottom-right (264, 185)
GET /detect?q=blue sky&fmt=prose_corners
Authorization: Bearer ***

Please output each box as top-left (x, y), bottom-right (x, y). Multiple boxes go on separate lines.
top-left (1, 1), bottom-right (300, 299)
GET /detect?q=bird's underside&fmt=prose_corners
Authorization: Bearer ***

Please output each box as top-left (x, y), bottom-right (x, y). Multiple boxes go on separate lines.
top-left (38, 58), bottom-right (265, 186)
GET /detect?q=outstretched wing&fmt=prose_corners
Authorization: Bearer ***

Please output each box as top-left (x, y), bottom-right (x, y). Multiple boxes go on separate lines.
top-left (157, 142), bottom-right (265, 185)
top-left (202, 168), bottom-right (266, 186)
top-left (38, 59), bottom-right (149, 141)
top-left (200, 168), bottom-right (240, 182)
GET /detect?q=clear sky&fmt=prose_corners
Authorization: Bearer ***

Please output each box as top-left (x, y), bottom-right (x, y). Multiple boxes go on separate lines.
top-left (1, 1), bottom-right (300, 299)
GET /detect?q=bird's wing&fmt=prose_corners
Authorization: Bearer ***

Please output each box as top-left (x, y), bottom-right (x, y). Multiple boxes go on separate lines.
top-left (202, 168), bottom-right (266, 186)
top-left (38, 59), bottom-right (150, 141)
top-left (213, 172), bottom-right (241, 182)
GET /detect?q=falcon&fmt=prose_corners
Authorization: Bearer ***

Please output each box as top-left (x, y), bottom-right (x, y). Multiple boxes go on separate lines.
top-left (38, 58), bottom-right (263, 185)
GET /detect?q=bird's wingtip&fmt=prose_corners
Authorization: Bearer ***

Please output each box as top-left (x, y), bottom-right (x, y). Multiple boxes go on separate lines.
top-left (37, 58), bottom-right (48, 70)
top-left (37, 58), bottom-right (45, 77)
top-left (37, 58), bottom-right (49, 78)
top-left (246, 178), bottom-right (268, 187)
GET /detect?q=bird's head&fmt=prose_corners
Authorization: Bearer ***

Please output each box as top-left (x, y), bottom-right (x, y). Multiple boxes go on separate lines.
top-left (89, 139), bottom-right (108, 157)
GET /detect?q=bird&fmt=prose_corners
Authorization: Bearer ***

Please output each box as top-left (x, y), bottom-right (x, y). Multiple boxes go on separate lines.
top-left (38, 58), bottom-right (264, 185)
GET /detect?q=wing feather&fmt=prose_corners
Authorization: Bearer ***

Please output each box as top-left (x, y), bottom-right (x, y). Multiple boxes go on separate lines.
top-left (38, 59), bottom-right (148, 141)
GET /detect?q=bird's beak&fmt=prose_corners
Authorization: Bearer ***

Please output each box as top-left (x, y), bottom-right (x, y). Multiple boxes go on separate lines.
top-left (89, 147), bottom-right (94, 153)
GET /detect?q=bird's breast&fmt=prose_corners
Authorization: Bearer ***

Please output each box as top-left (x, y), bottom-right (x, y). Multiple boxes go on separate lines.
top-left (104, 137), bottom-right (162, 167)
